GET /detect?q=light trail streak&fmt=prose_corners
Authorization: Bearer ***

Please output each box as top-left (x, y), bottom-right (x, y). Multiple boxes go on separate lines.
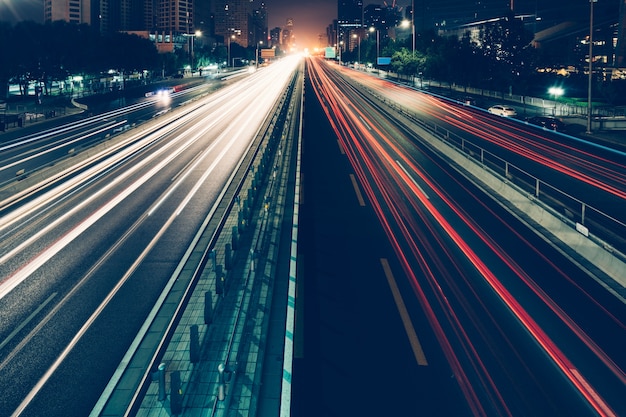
top-left (0, 56), bottom-right (301, 417)
top-left (0, 56), bottom-right (301, 301)
top-left (341, 66), bottom-right (626, 202)
top-left (308, 57), bottom-right (620, 416)
top-left (307, 58), bottom-right (494, 416)
top-left (0, 119), bottom-right (123, 171)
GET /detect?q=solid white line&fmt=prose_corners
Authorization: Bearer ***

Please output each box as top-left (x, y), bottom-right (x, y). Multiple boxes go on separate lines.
top-left (0, 292), bottom-right (57, 351)
top-left (10, 195), bottom-right (180, 417)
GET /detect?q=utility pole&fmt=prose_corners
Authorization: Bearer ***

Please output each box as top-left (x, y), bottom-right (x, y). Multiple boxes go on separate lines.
top-left (587, 0), bottom-right (597, 134)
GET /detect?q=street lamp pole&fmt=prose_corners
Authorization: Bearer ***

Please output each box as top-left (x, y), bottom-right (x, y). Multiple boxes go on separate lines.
top-left (369, 27), bottom-right (379, 64)
top-left (256, 41), bottom-right (263, 68)
top-left (353, 33), bottom-right (360, 64)
top-left (411, 0), bottom-right (415, 56)
top-left (227, 34), bottom-right (235, 68)
top-left (586, 0), bottom-right (597, 134)
top-left (183, 30), bottom-right (201, 74)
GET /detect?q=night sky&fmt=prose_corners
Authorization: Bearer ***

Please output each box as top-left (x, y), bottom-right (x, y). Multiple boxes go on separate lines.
top-left (0, 0), bottom-right (619, 49)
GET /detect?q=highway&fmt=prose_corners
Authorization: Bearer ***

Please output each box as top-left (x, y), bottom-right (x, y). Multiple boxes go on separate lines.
top-left (1, 54), bottom-right (624, 417)
top-left (0, 57), bottom-right (300, 417)
top-left (296, 57), bottom-right (626, 416)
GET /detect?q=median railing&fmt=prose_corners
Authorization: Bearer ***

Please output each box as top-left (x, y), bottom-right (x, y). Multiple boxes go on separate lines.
top-left (366, 84), bottom-right (626, 264)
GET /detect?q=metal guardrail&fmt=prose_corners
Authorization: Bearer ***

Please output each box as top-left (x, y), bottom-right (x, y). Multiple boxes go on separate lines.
top-left (359, 83), bottom-right (626, 263)
top-left (404, 106), bottom-right (626, 262)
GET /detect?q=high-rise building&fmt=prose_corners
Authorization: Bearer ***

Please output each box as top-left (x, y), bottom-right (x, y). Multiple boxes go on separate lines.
top-left (363, 4), bottom-right (384, 30)
top-left (214, 0), bottom-right (251, 47)
top-left (338, 0), bottom-right (362, 56)
top-left (194, 0), bottom-right (213, 40)
top-left (44, 0), bottom-right (91, 25)
top-left (338, 0), bottom-right (362, 29)
top-left (93, 0), bottom-right (133, 33)
top-left (157, 0), bottom-right (193, 34)
top-left (282, 18), bottom-right (295, 51)
top-left (270, 27), bottom-right (281, 48)
top-left (59, 0), bottom-right (154, 33)
top-left (251, 3), bottom-right (268, 48)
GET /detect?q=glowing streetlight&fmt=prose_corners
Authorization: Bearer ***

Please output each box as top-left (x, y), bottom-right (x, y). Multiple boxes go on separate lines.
top-left (352, 33), bottom-right (360, 64)
top-left (182, 30), bottom-right (202, 73)
top-left (369, 27), bottom-right (379, 64)
top-left (227, 34), bottom-right (236, 68)
top-left (256, 40), bottom-right (263, 68)
top-left (548, 86), bottom-right (564, 115)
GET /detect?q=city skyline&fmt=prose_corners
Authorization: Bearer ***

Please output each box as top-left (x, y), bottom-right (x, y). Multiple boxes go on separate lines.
top-left (0, 0), bottom-right (620, 50)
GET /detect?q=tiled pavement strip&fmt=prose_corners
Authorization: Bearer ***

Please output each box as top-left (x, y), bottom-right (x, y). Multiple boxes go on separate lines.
top-left (134, 138), bottom-right (294, 417)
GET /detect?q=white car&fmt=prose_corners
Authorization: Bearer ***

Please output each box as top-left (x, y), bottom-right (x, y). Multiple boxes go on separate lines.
top-left (488, 105), bottom-right (517, 117)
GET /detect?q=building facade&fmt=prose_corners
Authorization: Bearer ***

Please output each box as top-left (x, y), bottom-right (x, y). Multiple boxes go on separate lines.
top-left (214, 0), bottom-right (250, 47)
top-left (44, 0), bottom-right (91, 25)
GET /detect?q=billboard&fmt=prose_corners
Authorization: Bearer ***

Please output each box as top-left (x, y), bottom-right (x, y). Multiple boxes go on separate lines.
top-left (377, 57), bottom-right (391, 65)
top-left (261, 48), bottom-right (275, 58)
top-left (325, 47), bottom-right (336, 59)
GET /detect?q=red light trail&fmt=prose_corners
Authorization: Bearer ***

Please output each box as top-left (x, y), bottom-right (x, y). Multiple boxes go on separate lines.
top-left (307, 57), bottom-right (622, 416)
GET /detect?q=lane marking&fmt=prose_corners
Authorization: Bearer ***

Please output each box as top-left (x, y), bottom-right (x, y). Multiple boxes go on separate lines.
top-left (337, 139), bottom-right (345, 154)
top-left (0, 292), bottom-right (57, 351)
top-left (358, 115), bottom-right (372, 130)
top-left (349, 174), bottom-right (366, 207)
top-left (380, 258), bottom-right (429, 366)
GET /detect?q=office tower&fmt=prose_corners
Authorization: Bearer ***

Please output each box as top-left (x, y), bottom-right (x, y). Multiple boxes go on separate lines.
top-left (338, 0), bottom-right (362, 55)
top-left (194, 0), bottom-right (213, 39)
top-left (44, 0), bottom-right (91, 25)
top-left (252, 2), bottom-right (268, 47)
top-left (270, 27), bottom-right (281, 48)
top-left (214, 0), bottom-right (252, 47)
top-left (94, 0), bottom-right (133, 33)
top-left (282, 18), bottom-right (295, 50)
top-left (338, 0), bottom-right (362, 29)
top-left (363, 4), bottom-right (383, 30)
top-left (157, 0), bottom-right (193, 33)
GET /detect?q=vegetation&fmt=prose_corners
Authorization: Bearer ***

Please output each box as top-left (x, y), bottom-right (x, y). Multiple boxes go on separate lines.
top-left (1, 17), bottom-right (623, 104)
top-left (342, 14), bottom-right (625, 104)
top-left (0, 21), bottom-right (160, 98)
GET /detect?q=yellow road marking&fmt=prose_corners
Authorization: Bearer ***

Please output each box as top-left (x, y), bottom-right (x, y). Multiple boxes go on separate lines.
top-left (381, 258), bottom-right (429, 366)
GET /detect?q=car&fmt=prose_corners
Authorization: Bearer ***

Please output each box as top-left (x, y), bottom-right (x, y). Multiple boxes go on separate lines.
top-left (526, 116), bottom-right (566, 132)
top-left (488, 104), bottom-right (517, 117)
top-left (457, 96), bottom-right (477, 106)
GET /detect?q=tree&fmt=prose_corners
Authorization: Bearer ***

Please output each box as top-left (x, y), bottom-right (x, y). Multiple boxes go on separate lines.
top-left (0, 21), bottom-right (159, 97)
top-left (479, 12), bottom-right (536, 94)
top-left (390, 47), bottom-right (425, 78)
top-left (451, 33), bottom-right (482, 90)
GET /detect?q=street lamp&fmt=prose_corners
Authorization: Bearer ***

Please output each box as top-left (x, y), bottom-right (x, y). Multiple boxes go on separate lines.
top-left (548, 86), bottom-right (564, 115)
top-left (182, 30), bottom-right (202, 74)
top-left (227, 34), bottom-right (236, 68)
top-left (256, 40), bottom-right (263, 68)
top-left (339, 40), bottom-right (344, 64)
top-left (353, 33), bottom-right (360, 65)
top-left (411, 0), bottom-right (415, 56)
top-left (586, 0), bottom-right (597, 134)
top-left (369, 27), bottom-right (379, 64)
